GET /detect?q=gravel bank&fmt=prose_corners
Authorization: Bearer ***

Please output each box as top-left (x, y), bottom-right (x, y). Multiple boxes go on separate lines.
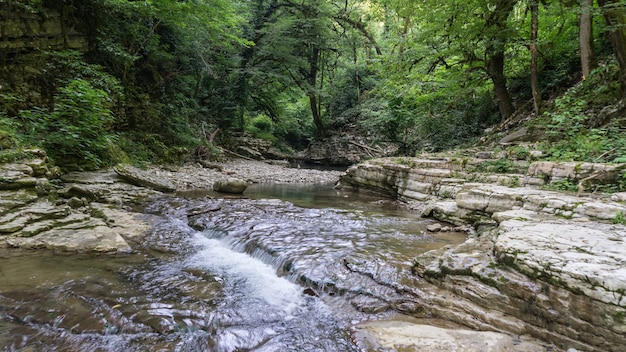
top-left (156, 159), bottom-right (344, 191)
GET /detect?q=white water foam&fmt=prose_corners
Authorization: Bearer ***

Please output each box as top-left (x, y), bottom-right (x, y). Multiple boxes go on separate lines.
top-left (185, 231), bottom-right (304, 318)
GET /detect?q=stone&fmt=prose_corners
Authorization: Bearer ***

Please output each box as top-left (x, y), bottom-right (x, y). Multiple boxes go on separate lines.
top-left (24, 158), bottom-right (48, 176)
top-left (213, 177), bottom-right (248, 194)
top-left (427, 223), bottom-right (442, 232)
top-left (0, 189), bottom-right (38, 212)
top-left (353, 320), bottom-right (551, 352)
top-left (67, 197), bottom-right (85, 208)
top-left (494, 219), bottom-right (626, 306)
top-left (475, 151), bottom-right (495, 159)
top-left (0, 163), bottom-right (38, 190)
top-left (7, 226), bottom-right (132, 253)
top-left (611, 192), bottom-right (626, 202)
top-left (342, 156), bottom-right (626, 350)
top-left (114, 164), bottom-right (176, 192)
top-left (64, 185), bottom-right (99, 201)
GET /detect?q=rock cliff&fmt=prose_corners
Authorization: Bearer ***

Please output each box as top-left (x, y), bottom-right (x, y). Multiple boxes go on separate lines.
top-left (341, 156), bottom-right (626, 351)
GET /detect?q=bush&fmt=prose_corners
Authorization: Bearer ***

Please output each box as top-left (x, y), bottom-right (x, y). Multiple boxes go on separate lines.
top-left (245, 114), bottom-right (276, 141)
top-left (19, 79), bottom-right (117, 170)
top-left (250, 114), bottom-right (274, 133)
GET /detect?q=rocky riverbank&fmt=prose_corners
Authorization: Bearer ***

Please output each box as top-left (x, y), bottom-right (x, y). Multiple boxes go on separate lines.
top-left (4, 149), bottom-right (625, 351)
top-left (0, 153), bottom-right (343, 252)
top-left (340, 156), bottom-right (626, 351)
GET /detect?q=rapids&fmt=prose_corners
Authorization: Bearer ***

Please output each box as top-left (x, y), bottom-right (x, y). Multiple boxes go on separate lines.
top-left (0, 183), bottom-right (466, 351)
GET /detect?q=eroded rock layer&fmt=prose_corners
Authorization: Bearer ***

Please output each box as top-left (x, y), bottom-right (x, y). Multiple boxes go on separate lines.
top-left (341, 156), bottom-right (626, 351)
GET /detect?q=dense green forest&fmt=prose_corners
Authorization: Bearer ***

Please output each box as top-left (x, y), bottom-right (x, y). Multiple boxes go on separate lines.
top-left (0, 0), bottom-right (625, 170)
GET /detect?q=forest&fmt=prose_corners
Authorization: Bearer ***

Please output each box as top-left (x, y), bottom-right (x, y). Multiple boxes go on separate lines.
top-left (0, 0), bottom-right (625, 170)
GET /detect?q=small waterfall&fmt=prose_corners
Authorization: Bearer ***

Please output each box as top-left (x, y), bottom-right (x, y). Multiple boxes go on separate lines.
top-left (187, 232), bottom-right (304, 317)
top-left (0, 183), bottom-right (465, 352)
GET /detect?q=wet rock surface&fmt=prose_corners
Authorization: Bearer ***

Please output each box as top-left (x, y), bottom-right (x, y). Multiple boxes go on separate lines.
top-left (342, 156), bottom-right (626, 351)
top-left (4, 149), bottom-right (625, 351)
top-left (354, 319), bottom-right (553, 352)
top-left (1, 154), bottom-right (343, 253)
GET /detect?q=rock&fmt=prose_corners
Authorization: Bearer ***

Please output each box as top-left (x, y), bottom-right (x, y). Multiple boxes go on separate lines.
top-left (24, 159), bottom-right (48, 176)
top-left (527, 161), bottom-right (626, 186)
top-left (66, 197), bottom-right (85, 208)
top-left (494, 219), bottom-right (626, 306)
top-left (351, 296), bottom-right (390, 314)
top-left (64, 185), bottom-right (99, 201)
top-left (0, 163), bottom-right (43, 190)
top-left (7, 225), bottom-right (132, 253)
top-left (344, 156), bottom-right (626, 350)
top-left (427, 223), bottom-right (442, 232)
top-left (612, 192), bottom-right (626, 202)
top-left (499, 127), bottom-right (531, 145)
top-left (0, 189), bottom-right (38, 213)
top-left (213, 177), bottom-right (248, 194)
top-left (114, 164), bottom-right (176, 192)
top-left (475, 151), bottom-right (495, 159)
top-left (353, 320), bottom-right (552, 352)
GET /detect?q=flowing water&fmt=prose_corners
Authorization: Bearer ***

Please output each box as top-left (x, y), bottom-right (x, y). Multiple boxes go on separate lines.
top-left (0, 183), bottom-right (466, 351)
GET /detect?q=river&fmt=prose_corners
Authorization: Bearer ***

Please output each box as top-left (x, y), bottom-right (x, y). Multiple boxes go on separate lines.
top-left (0, 183), bottom-right (466, 351)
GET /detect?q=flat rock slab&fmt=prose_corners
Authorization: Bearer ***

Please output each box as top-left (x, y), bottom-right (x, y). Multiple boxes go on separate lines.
top-left (6, 225), bottom-right (131, 253)
top-left (353, 320), bottom-right (554, 351)
top-left (114, 164), bottom-right (176, 192)
top-left (495, 218), bottom-right (626, 306)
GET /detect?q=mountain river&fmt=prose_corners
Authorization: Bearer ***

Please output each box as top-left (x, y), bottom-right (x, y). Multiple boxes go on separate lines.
top-left (0, 183), bottom-right (466, 351)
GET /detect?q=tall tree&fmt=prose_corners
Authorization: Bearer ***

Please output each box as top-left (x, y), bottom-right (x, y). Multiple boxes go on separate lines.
top-left (530, 0), bottom-right (542, 114)
top-left (484, 0), bottom-right (518, 119)
top-left (579, 0), bottom-right (597, 79)
top-left (597, 0), bottom-right (626, 99)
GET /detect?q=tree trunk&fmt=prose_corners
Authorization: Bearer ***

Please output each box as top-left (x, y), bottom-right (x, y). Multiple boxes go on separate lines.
top-left (579, 0), bottom-right (597, 79)
top-left (487, 51), bottom-right (516, 119)
top-left (597, 0), bottom-right (626, 100)
top-left (530, 0), bottom-right (542, 115)
top-left (308, 46), bottom-right (326, 136)
top-left (485, 0), bottom-right (518, 120)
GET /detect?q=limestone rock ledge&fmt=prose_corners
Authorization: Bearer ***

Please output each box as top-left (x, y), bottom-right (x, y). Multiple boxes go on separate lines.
top-left (341, 157), bottom-right (626, 351)
top-left (1, 157), bottom-right (156, 253)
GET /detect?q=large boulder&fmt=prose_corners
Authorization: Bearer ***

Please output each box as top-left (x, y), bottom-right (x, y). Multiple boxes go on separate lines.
top-left (213, 177), bottom-right (248, 194)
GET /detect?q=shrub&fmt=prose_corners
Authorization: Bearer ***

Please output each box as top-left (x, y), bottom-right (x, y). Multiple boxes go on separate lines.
top-left (19, 79), bottom-right (116, 170)
top-left (246, 114), bottom-right (276, 141)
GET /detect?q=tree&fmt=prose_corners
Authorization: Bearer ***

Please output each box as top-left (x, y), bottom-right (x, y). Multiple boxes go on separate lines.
top-left (579, 0), bottom-right (597, 79)
top-left (597, 0), bottom-right (626, 99)
top-left (484, 0), bottom-right (519, 119)
top-left (530, 0), bottom-right (542, 114)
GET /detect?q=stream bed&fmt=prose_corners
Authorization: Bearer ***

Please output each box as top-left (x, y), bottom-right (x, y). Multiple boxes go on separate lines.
top-left (0, 183), bottom-right (466, 351)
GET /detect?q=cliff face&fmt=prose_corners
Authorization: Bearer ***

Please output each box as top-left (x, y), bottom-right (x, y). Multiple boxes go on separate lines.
top-left (0, 3), bottom-right (90, 115)
top-left (341, 157), bottom-right (626, 352)
top-left (0, 3), bottom-right (87, 55)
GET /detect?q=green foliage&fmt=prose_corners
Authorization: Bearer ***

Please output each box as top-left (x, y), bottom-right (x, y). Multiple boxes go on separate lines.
top-left (480, 158), bottom-right (518, 174)
top-left (245, 114), bottom-right (277, 141)
top-left (538, 66), bottom-right (626, 163)
top-left (2, 0), bottom-right (624, 167)
top-left (18, 79), bottom-right (116, 170)
top-left (546, 179), bottom-right (579, 193)
top-left (274, 97), bottom-right (316, 150)
top-left (613, 212), bottom-right (625, 225)
top-left (506, 145), bottom-right (531, 160)
top-left (0, 115), bottom-right (19, 150)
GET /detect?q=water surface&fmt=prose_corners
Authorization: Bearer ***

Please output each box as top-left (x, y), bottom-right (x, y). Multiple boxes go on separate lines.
top-left (0, 183), bottom-right (466, 351)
